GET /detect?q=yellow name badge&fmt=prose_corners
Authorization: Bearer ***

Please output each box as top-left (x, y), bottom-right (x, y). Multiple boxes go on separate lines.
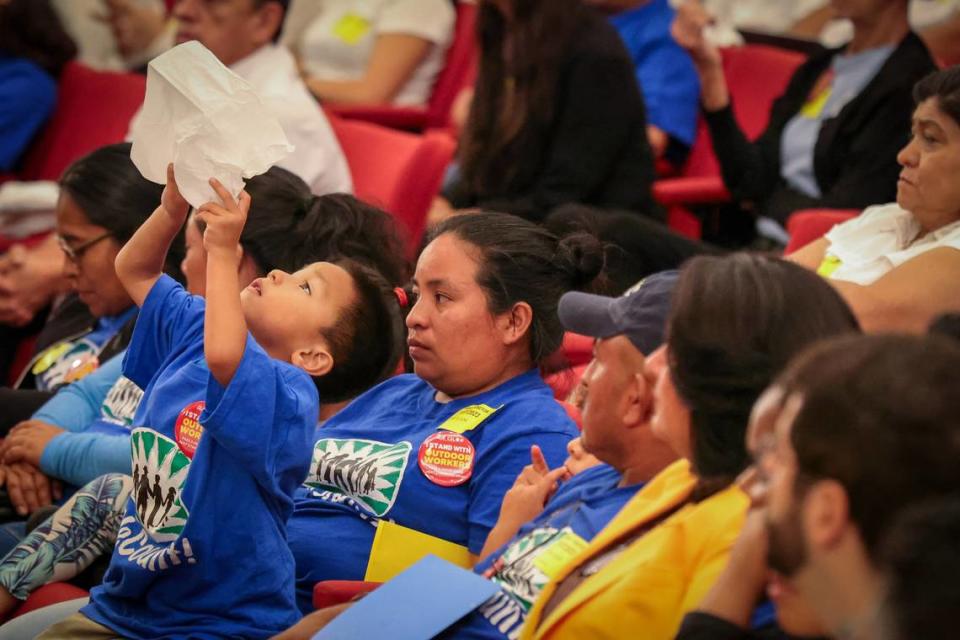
top-left (817, 255), bottom-right (843, 278)
top-left (31, 342), bottom-right (73, 376)
top-left (532, 530), bottom-right (589, 579)
top-left (800, 87), bottom-right (832, 119)
top-left (437, 404), bottom-right (503, 434)
top-left (332, 13), bottom-right (371, 45)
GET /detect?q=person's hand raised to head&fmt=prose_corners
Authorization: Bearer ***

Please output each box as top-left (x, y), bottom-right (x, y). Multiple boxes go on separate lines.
top-left (671, 0), bottom-right (723, 69)
top-left (195, 178), bottom-right (251, 262)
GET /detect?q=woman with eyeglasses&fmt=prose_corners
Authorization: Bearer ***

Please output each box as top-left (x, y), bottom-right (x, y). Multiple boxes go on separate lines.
top-left (0, 143), bottom-right (182, 434)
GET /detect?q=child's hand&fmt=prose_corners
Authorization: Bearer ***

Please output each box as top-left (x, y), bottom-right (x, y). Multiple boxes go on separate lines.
top-left (195, 178), bottom-right (251, 261)
top-left (160, 163), bottom-right (190, 223)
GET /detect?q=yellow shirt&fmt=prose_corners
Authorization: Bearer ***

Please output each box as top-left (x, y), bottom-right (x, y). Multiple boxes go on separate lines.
top-left (521, 459), bottom-right (750, 640)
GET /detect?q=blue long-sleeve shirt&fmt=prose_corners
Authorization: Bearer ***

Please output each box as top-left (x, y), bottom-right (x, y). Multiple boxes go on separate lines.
top-left (35, 352), bottom-right (136, 487)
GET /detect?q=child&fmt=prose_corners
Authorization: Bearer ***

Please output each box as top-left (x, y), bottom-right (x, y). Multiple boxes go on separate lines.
top-left (37, 167), bottom-right (367, 639)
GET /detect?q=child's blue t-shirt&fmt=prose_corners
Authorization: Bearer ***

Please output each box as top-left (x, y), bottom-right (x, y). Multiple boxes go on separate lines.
top-left (287, 371), bottom-right (578, 613)
top-left (444, 464), bottom-right (641, 640)
top-left (81, 275), bottom-right (317, 640)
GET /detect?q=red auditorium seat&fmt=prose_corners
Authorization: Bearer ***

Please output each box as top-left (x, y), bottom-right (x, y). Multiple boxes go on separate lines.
top-left (327, 1), bottom-right (478, 132)
top-left (8, 583), bottom-right (89, 621)
top-left (784, 208), bottom-right (859, 254)
top-left (328, 116), bottom-right (456, 252)
top-left (18, 62), bottom-right (146, 182)
top-left (656, 44), bottom-right (807, 238)
top-left (313, 580), bottom-right (382, 610)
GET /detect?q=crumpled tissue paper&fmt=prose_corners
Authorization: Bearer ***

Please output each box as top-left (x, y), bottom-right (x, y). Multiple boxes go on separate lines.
top-left (130, 40), bottom-right (293, 209)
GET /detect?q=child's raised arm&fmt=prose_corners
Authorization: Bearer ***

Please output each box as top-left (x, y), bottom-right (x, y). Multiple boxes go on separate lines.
top-left (195, 179), bottom-right (251, 387)
top-left (115, 164), bottom-right (190, 307)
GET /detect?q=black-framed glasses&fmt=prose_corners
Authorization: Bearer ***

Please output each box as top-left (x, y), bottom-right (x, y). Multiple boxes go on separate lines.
top-left (57, 232), bottom-right (113, 263)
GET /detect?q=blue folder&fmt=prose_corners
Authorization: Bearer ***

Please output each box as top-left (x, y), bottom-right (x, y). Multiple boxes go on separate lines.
top-left (314, 554), bottom-right (499, 639)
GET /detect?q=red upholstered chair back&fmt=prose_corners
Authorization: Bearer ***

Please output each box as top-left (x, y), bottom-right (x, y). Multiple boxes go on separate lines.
top-left (328, 116), bottom-right (456, 252)
top-left (19, 62), bottom-right (145, 181)
top-left (424, 1), bottom-right (478, 129)
top-left (680, 44), bottom-right (807, 180)
top-left (784, 208), bottom-right (859, 254)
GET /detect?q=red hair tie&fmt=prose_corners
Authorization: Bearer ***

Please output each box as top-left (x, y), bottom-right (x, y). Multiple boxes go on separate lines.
top-left (394, 287), bottom-right (409, 308)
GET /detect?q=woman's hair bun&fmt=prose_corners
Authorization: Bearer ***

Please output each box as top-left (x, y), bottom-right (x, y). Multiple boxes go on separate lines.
top-left (555, 231), bottom-right (604, 289)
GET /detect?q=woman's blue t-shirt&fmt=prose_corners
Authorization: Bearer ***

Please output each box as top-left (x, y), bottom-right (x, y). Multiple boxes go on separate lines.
top-left (445, 464), bottom-right (641, 639)
top-left (81, 275), bottom-right (317, 640)
top-left (288, 370), bottom-right (578, 613)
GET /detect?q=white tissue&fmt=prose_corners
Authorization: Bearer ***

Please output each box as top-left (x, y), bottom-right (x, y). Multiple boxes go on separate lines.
top-left (130, 41), bottom-right (293, 209)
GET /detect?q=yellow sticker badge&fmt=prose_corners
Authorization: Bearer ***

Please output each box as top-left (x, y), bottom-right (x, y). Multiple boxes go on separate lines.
top-left (533, 530), bottom-right (589, 579)
top-left (800, 69), bottom-right (835, 119)
top-left (332, 13), bottom-right (371, 45)
top-left (31, 342), bottom-right (73, 376)
top-left (437, 404), bottom-right (503, 434)
top-left (817, 255), bottom-right (843, 278)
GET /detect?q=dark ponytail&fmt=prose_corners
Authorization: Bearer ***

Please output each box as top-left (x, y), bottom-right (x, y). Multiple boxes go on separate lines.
top-left (230, 168), bottom-right (410, 287)
top-left (428, 211), bottom-right (604, 365)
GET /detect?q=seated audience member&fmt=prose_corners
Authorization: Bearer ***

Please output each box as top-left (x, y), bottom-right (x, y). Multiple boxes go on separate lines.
top-left (0, 211), bottom-right (600, 633)
top-left (519, 254), bottom-right (859, 640)
top-left (22, 168), bottom-right (400, 638)
top-left (431, 0), bottom-right (657, 225)
top-left (557, 65), bottom-right (960, 330)
top-left (788, 66), bottom-right (960, 332)
top-left (0, 175), bottom-right (409, 516)
top-left (276, 271), bottom-right (681, 640)
top-left (128, 0), bottom-right (352, 196)
top-left (287, 212), bottom-right (598, 611)
top-left (285, 0), bottom-right (456, 107)
top-left (672, 0), bottom-right (937, 241)
top-left (680, 334), bottom-right (960, 640)
top-left (53, 0), bottom-right (168, 71)
top-left (587, 0), bottom-right (701, 165)
top-left (879, 497), bottom-right (960, 640)
top-left (0, 0), bottom-right (76, 172)
top-left (0, 187), bottom-right (409, 623)
top-left (0, 144), bottom-right (182, 435)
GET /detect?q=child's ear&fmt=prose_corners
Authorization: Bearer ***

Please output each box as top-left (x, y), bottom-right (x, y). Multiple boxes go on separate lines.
top-left (292, 344), bottom-right (334, 378)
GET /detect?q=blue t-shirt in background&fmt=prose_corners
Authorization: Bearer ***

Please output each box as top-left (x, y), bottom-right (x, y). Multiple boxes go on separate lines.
top-left (444, 464), bottom-right (641, 640)
top-left (0, 56), bottom-right (56, 171)
top-left (287, 370), bottom-right (578, 613)
top-left (82, 275), bottom-right (317, 640)
top-left (610, 0), bottom-right (701, 148)
top-left (37, 352), bottom-right (141, 487)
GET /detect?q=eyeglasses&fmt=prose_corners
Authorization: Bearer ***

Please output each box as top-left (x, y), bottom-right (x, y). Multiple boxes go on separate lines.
top-left (57, 232), bottom-right (113, 263)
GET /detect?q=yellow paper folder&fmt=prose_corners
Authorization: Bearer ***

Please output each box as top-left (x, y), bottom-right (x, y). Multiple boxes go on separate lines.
top-left (364, 520), bottom-right (473, 583)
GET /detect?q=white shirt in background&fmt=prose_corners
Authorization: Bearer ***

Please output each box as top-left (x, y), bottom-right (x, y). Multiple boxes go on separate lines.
top-left (822, 203), bottom-right (960, 285)
top-left (290, 0), bottom-right (456, 107)
top-left (821, 0), bottom-right (960, 46)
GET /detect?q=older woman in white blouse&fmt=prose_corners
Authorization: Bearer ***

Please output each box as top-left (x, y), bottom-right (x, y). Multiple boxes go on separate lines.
top-left (789, 66), bottom-right (960, 333)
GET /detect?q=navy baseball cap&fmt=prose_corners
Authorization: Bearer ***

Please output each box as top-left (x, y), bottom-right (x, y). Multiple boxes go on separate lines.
top-left (558, 271), bottom-right (678, 355)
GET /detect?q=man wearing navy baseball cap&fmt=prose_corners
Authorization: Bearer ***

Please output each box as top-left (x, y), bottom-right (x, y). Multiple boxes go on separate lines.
top-left (554, 270), bottom-right (680, 483)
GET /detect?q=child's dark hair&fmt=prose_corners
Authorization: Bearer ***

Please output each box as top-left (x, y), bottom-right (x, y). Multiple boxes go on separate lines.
top-left (198, 168), bottom-right (410, 287)
top-left (61, 142), bottom-right (184, 281)
top-left (313, 258), bottom-right (406, 403)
